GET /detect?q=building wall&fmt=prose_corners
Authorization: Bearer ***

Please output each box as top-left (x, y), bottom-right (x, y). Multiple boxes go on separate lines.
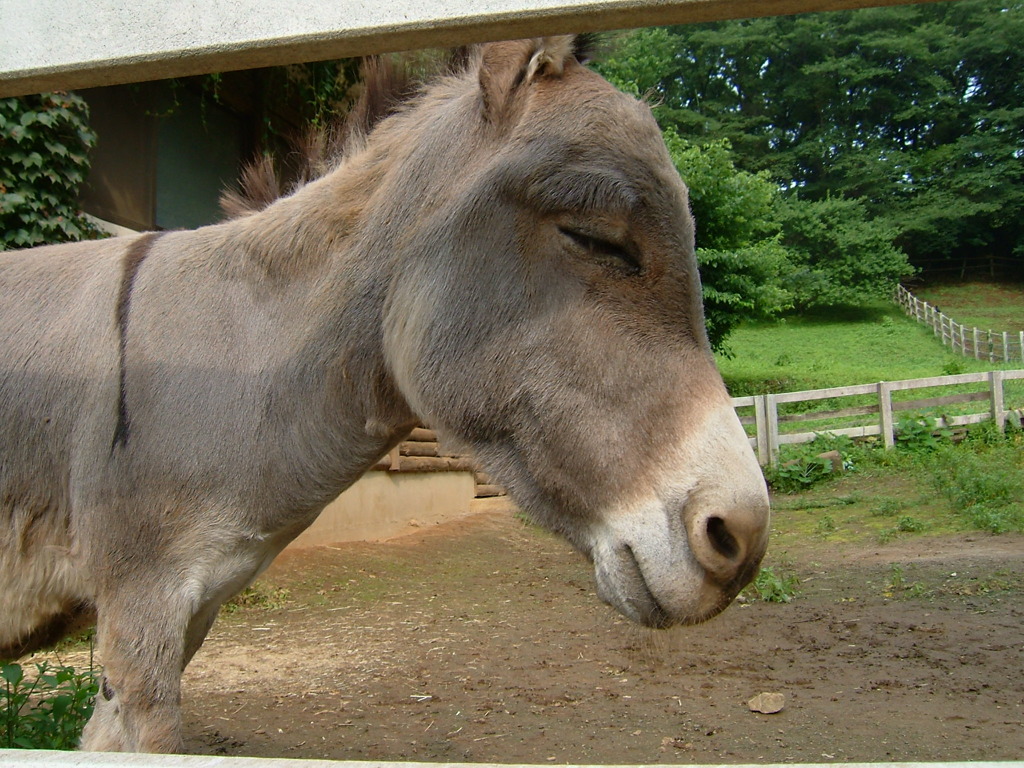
top-left (289, 471), bottom-right (478, 547)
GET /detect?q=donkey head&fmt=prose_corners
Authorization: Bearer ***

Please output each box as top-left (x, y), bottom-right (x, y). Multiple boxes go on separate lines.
top-left (382, 37), bottom-right (769, 628)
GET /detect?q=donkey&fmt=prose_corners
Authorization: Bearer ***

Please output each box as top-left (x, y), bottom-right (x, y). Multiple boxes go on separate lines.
top-left (0, 36), bottom-right (769, 753)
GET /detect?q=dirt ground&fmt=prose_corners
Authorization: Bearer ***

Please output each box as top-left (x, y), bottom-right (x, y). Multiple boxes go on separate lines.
top-left (171, 500), bottom-right (1023, 764)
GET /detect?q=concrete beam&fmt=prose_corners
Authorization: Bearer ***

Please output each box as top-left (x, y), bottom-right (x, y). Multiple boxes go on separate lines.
top-left (0, 0), bottom-right (945, 97)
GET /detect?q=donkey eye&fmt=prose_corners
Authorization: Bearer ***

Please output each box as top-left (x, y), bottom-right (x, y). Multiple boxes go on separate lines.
top-left (558, 227), bottom-right (641, 276)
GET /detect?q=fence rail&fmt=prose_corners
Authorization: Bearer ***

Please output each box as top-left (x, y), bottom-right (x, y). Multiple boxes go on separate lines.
top-left (895, 284), bottom-right (1024, 363)
top-left (732, 369), bottom-right (1024, 466)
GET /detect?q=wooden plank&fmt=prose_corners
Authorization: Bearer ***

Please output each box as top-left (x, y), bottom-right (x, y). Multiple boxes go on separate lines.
top-left (400, 441), bottom-right (440, 457)
top-left (991, 370), bottom-right (1005, 431)
top-left (890, 390), bottom-right (989, 411)
top-left (407, 427), bottom-right (437, 442)
top-left (886, 372), bottom-right (990, 390)
top-left (766, 393), bottom-right (779, 466)
top-left (396, 456), bottom-right (477, 473)
top-left (754, 395), bottom-right (770, 465)
top-left (474, 484), bottom-right (506, 498)
top-left (777, 424), bottom-right (882, 445)
top-left (387, 445), bottom-right (401, 471)
top-left (778, 404), bottom-right (877, 424)
top-left (879, 381), bottom-right (894, 449)
top-left (940, 413), bottom-right (992, 428)
top-left (772, 382), bottom-right (877, 403)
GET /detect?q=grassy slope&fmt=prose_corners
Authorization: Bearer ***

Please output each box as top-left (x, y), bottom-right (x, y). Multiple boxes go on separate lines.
top-left (914, 280), bottom-right (1024, 333)
top-left (717, 300), bottom-right (1022, 396)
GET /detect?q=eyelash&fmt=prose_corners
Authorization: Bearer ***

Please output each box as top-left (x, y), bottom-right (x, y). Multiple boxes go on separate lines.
top-left (558, 227), bottom-right (642, 276)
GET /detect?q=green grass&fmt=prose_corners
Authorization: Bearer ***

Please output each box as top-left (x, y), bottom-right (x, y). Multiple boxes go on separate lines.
top-left (717, 297), bottom-right (1024, 445)
top-left (914, 281), bottom-right (1024, 333)
top-left (717, 300), bottom-right (1021, 396)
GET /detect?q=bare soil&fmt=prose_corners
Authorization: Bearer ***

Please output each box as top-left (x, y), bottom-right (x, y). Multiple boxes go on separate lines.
top-left (176, 501), bottom-right (1023, 764)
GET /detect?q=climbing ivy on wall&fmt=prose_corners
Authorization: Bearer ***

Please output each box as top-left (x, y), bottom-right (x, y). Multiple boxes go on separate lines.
top-left (0, 92), bottom-right (101, 250)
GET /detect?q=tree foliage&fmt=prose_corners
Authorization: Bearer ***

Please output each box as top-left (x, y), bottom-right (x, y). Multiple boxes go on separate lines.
top-left (601, 1), bottom-right (1024, 271)
top-left (777, 195), bottom-right (907, 309)
top-left (0, 92), bottom-right (100, 250)
top-left (663, 131), bottom-right (792, 350)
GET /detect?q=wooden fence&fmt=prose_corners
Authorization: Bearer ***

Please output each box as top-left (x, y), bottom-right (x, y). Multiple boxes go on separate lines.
top-left (732, 369), bottom-right (1024, 466)
top-left (895, 284), bottom-right (1024, 363)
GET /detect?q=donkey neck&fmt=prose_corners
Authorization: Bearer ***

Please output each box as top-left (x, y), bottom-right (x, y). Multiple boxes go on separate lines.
top-left (214, 164), bottom-right (420, 509)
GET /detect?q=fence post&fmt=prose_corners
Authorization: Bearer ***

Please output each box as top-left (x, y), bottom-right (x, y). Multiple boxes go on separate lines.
top-left (754, 395), bottom-right (769, 466)
top-left (879, 381), bottom-right (895, 449)
top-left (765, 393), bottom-right (779, 466)
top-left (1003, 331), bottom-right (1010, 363)
top-left (973, 327), bottom-right (980, 359)
top-left (990, 370), bottom-right (1006, 431)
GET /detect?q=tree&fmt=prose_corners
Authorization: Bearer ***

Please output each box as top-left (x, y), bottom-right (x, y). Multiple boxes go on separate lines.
top-left (599, 2), bottom-right (1024, 274)
top-left (662, 131), bottom-right (792, 352)
top-left (777, 195), bottom-right (908, 309)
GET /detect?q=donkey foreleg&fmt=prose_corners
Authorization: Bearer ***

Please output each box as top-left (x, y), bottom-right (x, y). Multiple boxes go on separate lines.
top-left (80, 591), bottom-right (193, 752)
top-left (80, 530), bottom-right (295, 752)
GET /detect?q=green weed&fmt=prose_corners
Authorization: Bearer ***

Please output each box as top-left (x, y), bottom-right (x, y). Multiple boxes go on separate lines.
top-left (895, 515), bottom-right (927, 532)
top-left (930, 443), bottom-right (1024, 533)
top-left (871, 498), bottom-right (906, 517)
top-left (815, 514), bottom-right (837, 535)
top-left (1, 660), bottom-right (98, 749)
top-left (767, 454), bottom-right (834, 493)
top-left (895, 414), bottom-right (952, 453)
top-left (884, 565), bottom-right (928, 599)
top-left (765, 434), bottom-right (852, 493)
top-left (745, 566), bottom-right (800, 603)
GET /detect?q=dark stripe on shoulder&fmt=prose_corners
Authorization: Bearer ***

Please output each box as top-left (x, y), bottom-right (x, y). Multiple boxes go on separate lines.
top-left (111, 232), bottom-right (162, 452)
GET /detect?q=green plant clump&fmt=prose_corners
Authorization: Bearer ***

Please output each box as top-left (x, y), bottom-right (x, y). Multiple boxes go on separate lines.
top-left (1, 92), bottom-right (100, 250)
top-left (930, 441), bottom-right (1024, 534)
top-left (765, 434), bottom-right (851, 493)
top-left (2, 661), bottom-right (98, 749)
top-left (746, 566), bottom-right (800, 603)
top-left (895, 414), bottom-right (952, 453)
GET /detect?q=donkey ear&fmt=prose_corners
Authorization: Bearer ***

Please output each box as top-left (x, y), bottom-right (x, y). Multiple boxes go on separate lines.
top-left (524, 35), bottom-right (577, 80)
top-left (479, 36), bottom-right (577, 123)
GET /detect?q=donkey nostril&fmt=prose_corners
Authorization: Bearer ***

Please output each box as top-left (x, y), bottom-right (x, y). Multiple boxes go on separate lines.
top-left (706, 516), bottom-right (740, 560)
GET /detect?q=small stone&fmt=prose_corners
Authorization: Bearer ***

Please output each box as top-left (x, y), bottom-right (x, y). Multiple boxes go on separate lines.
top-left (748, 692), bottom-right (786, 714)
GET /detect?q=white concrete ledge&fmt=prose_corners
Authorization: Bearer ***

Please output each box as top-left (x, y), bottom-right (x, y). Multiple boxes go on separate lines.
top-left (1, 756), bottom-right (1022, 768)
top-left (0, 0), bottom-right (941, 97)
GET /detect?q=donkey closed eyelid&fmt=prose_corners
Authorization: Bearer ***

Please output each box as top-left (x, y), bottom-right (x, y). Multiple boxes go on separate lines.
top-left (558, 226), bottom-right (642, 276)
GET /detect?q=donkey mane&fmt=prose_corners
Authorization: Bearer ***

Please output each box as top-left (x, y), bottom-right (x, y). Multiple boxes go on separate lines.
top-left (220, 35), bottom-right (603, 220)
